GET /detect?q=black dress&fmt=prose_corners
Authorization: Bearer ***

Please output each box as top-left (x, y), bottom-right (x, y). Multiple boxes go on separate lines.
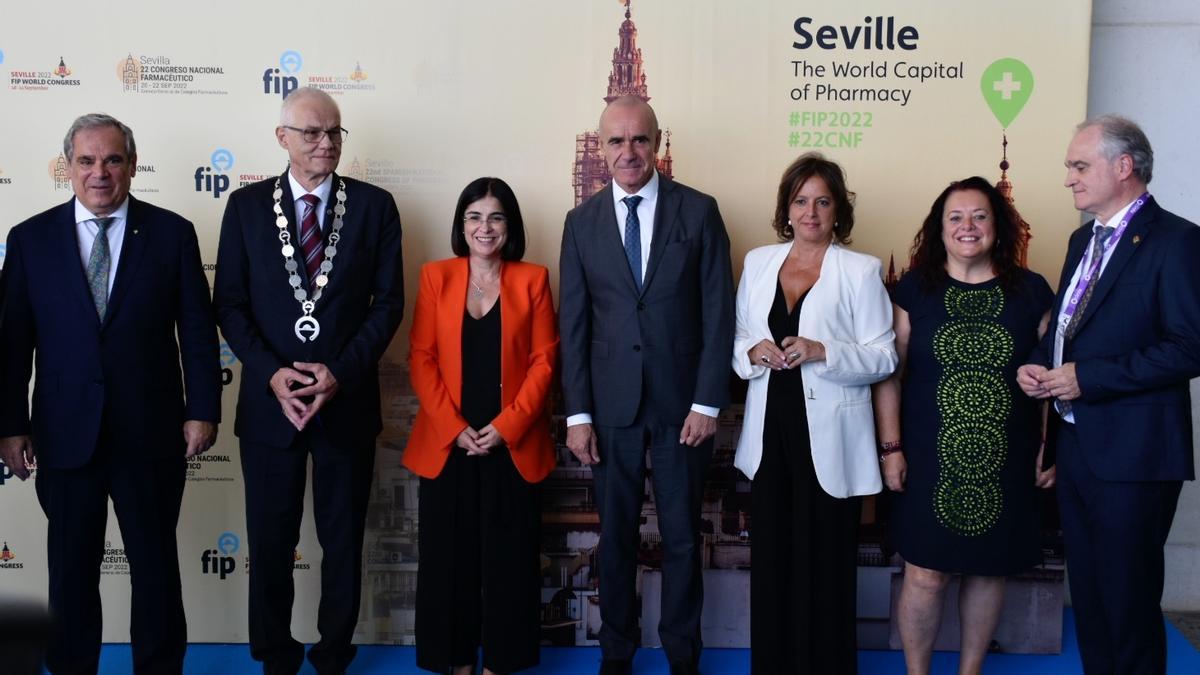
top-left (751, 281), bottom-right (860, 675)
top-left (415, 301), bottom-right (542, 673)
top-left (890, 269), bottom-right (1053, 575)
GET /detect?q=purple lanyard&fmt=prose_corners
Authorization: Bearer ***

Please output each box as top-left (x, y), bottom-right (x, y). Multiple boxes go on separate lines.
top-left (1062, 193), bottom-right (1149, 321)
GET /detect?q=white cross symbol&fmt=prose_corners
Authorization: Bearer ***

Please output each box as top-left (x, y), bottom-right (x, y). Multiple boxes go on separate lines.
top-left (993, 71), bottom-right (1022, 100)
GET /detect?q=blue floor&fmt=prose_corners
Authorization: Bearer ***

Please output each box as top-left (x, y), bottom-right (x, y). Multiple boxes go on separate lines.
top-left (96, 610), bottom-right (1200, 674)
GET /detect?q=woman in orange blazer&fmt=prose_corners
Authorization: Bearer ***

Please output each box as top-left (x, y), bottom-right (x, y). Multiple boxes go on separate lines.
top-left (405, 177), bottom-right (558, 675)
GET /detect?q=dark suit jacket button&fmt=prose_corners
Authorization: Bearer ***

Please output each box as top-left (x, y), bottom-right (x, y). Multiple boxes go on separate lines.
top-left (637, 302), bottom-right (646, 310)
top-left (633, 345), bottom-right (641, 352)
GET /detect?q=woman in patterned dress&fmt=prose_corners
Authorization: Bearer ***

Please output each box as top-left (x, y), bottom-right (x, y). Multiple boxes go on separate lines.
top-left (872, 176), bottom-right (1057, 675)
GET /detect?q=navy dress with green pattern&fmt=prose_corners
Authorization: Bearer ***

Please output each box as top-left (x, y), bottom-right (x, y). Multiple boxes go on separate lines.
top-left (890, 268), bottom-right (1053, 575)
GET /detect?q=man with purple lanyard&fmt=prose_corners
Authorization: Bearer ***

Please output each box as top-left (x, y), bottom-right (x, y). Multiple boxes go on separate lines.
top-left (1018, 115), bottom-right (1200, 674)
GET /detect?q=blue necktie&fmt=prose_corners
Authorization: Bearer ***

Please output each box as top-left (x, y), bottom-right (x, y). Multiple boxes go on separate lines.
top-left (622, 195), bottom-right (643, 289)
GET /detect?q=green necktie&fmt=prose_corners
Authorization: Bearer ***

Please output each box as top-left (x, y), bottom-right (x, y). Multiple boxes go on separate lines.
top-left (86, 217), bottom-right (115, 320)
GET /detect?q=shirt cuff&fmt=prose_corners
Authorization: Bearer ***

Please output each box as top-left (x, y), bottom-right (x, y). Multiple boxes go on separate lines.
top-left (690, 404), bottom-right (719, 418)
top-left (566, 413), bottom-right (593, 427)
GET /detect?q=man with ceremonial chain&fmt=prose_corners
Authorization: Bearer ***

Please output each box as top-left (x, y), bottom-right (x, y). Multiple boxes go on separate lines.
top-left (214, 87), bottom-right (404, 675)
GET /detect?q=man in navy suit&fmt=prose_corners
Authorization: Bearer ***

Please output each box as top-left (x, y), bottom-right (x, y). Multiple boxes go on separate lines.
top-left (1019, 116), bottom-right (1200, 674)
top-left (213, 87), bottom-right (404, 675)
top-left (0, 114), bottom-right (222, 674)
top-left (559, 96), bottom-right (734, 675)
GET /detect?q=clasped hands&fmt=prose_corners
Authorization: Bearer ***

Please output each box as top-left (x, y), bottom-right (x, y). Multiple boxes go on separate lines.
top-left (1017, 363), bottom-right (1080, 401)
top-left (457, 424), bottom-right (503, 456)
top-left (748, 336), bottom-right (825, 370)
top-left (270, 361), bottom-right (340, 431)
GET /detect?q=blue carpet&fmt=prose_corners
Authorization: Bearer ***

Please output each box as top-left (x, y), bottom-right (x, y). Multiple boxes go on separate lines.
top-left (96, 610), bottom-right (1200, 674)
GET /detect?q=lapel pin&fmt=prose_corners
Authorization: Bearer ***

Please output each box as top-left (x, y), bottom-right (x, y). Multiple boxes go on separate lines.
top-left (1132, 235), bottom-right (1141, 245)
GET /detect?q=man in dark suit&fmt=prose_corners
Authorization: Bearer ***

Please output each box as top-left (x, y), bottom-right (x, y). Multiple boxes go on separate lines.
top-left (213, 87), bottom-right (404, 675)
top-left (559, 96), bottom-right (734, 675)
top-left (1018, 115), bottom-right (1200, 674)
top-left (0, 114), bottom-right (221, 674)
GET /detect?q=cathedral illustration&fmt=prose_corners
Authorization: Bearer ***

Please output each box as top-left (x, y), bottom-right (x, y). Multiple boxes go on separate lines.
top-left (122, 54), bottom-right (139, 92)
top-left (572, 0), bottom-right (673, 206)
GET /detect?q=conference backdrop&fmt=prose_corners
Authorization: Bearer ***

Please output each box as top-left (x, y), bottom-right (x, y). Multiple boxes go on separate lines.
top-left (0, 0), bottom-right (1091, 646)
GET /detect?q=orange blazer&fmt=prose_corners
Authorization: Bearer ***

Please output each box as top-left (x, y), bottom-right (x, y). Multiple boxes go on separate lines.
top-left (404, 257), bottom-right (559, 482)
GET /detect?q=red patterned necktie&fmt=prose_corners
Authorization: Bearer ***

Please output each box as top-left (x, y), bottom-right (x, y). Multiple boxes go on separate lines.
top-left (298, 193), bottom-right (323, 292)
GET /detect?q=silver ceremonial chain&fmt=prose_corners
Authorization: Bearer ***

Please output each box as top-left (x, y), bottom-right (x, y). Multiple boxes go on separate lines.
top-left (273, 178), bottom-right (347, 342)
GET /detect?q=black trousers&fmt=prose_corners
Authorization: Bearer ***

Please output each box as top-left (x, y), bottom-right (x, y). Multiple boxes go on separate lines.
top-left (750, 413), bottom-right (860, 675)
top-left (240, 428), bottom-right (375, 675)
top-left (36, 445), bottom-right (187, 675)
top-left (592, 416), bottom-right (712, 667)
top-left (414, 446), bottom-right (541, 674)
top-left (1056, 423), bottom-right (1181, 675)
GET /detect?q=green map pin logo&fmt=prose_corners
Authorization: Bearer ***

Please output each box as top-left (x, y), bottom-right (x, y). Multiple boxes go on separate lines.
top-left (981, 58), bottom-right (1034, 128)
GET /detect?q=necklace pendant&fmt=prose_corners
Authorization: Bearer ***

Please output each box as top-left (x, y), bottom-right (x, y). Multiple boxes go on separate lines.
top-left (274, 177), bottom-right (347, 342)
top-left (294, 315), bottom-right (321, 342)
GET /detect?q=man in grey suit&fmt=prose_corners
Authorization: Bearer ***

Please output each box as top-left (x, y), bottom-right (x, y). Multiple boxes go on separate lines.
top-left (559, 96), bottom-right (734, 675)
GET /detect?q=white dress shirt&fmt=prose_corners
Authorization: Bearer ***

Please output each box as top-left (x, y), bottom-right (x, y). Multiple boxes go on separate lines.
top-left (1053, 198), bottom-right (1137, 422)
top-left (610, 170), bottom-right (658, 278)
top-left (566, 172), bottom-right (718, 427)
top-left (74, 197), bottom-right (130, 297)
top-left (287, 171), bottom-right (333, 230)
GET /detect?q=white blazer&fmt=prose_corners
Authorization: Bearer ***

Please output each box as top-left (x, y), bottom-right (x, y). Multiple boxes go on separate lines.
top-left (732, 242), bottom-right (897, 497)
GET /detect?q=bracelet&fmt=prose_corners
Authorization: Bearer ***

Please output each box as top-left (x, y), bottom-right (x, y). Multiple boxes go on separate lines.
top-left (878, 440), bottom-right (902, 460)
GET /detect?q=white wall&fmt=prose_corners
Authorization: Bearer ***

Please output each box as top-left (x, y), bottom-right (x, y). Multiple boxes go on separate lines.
top-left (1088, 0), bottom-right (1200, 611)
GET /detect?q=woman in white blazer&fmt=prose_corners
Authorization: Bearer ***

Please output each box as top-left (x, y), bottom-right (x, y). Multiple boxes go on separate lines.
top-left (732, 153), bottom-right (897, 674)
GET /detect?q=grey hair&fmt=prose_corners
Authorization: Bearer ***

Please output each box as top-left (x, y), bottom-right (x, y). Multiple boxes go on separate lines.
top-left (1078, 114), bottom-right (1153, 185)
top-left (279, 87), bottom-right (340, 125)
top-left (63, 114), bottom-right (136, 161)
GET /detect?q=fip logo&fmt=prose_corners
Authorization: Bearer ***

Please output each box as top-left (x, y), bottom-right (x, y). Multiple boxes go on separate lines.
top-left (194, 148), bottom-right (234, 199)
top-left (219, 342), bottom-right (239, 387)
top-left (263, 50), bottom-right (302, 98)
top-left (0, 459), bottom-right (13, 486)
top-left (200, 531), bottom-right (240, 579)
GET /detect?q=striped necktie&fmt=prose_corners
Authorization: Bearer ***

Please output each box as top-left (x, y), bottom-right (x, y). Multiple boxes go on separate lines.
top-left (298, 194), bottom-right (323, 292)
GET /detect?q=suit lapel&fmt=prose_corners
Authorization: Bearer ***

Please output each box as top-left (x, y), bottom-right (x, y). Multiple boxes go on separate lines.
top-left (278, 171), bottom-right (310, 287)
top-left (103, 196), bottom-right (147, 329)
top-left (446, 257), bottom-right (468, 404)
top-left (56, 198), bottom-right (101, 324)
top-left (641, 176), bottom-right (679, 296)
top-left (594, 184), bottom-right (639, 295)
top-left (1073, 199), bottom-right (1157, 335)
top-left (322, 172), bottom-right (343, 291)
top-left (497, 261), bottom-right (520, 407)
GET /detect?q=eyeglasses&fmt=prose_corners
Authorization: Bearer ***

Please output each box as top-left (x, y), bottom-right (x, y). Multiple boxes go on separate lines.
top-left (464, 213), bottom-right (507, 226)
top-left (281, 125), bottom-right (349, 145)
